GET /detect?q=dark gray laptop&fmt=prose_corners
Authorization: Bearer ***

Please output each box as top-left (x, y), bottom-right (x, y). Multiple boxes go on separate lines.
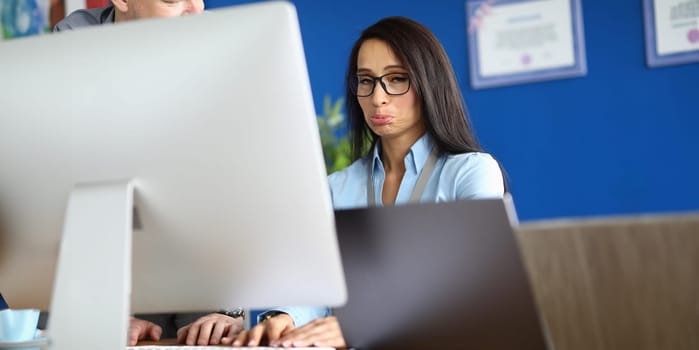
top-left (333, 197), bottom-right (549, 350)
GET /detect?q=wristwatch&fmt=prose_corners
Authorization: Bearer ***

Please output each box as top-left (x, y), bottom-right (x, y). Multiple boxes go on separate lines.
top-left (217, 307), bottom-right (245, 319)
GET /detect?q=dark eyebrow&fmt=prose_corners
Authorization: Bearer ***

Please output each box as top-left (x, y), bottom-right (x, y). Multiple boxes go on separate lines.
top-left (356, 65), bottom-right (407, 75)
top-left (383, 65), bottom-right (407, 71)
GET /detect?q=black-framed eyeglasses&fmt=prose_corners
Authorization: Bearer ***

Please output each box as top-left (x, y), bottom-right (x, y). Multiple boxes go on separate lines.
top-left (351, 72), bottom-right (411, 97)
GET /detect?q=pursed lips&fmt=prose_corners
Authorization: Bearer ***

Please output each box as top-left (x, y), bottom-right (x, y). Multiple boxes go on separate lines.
top-left (370, 114), bottom-right (394, 126)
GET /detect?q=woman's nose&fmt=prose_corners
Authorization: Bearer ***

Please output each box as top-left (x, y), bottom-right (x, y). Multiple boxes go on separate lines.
top-left (371, 83), bottom-right (389, 106)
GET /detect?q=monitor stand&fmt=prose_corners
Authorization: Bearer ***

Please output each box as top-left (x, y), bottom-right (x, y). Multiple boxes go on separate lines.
top-left (47, 181), bottom-right (134, 350)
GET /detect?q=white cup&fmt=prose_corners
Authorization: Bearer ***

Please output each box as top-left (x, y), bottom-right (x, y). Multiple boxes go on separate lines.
top-left (0, 309), bottom-right (40, 342)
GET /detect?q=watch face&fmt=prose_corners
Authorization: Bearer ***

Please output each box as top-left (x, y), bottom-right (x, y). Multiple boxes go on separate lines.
top-left (219, 307), bottom-right (245, 319)
top-left (230, 308), bottom-right (244, 318)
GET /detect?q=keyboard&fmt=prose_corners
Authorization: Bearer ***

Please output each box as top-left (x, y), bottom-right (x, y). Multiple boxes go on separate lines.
top-left (126, 346), bottom-right (332, 349)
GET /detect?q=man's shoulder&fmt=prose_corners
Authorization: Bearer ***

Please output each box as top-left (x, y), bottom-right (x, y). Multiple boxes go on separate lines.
top-left (53, 6), bottom-right (114, 32)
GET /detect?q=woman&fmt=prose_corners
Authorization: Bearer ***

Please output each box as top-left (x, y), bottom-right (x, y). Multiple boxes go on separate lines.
top-left (231, 16), bottom-right (505, 348)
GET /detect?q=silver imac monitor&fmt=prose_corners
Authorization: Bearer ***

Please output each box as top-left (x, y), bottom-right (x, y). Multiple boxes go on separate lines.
top-left (0, 2), bottom-right (346, 348)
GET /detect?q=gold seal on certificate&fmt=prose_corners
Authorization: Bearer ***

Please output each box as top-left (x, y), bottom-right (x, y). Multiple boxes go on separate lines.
top-left (644, 0), bottom-right (699, 67)
top-left (466, 0), bottom-right (587, 89)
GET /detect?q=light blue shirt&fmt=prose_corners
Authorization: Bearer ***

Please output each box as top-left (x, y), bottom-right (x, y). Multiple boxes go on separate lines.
top-left (262, 133), bottom-right (504, 327)
top-left (329, 133), bottom-right (504, 208)
top-left (259, 305), bottom-right (331, 328)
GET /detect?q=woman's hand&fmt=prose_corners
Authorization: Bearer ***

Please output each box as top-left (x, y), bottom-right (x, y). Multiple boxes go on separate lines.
top-left (231, 313), bottom-right (295, 347)
top-left (271, 316), bottom-right (346, 348)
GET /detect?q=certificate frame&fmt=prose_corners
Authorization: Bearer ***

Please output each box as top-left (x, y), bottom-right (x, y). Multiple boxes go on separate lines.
top-left (643, 0), bottom-right (699, 67)
top-left (466, 0), bottom-right (587, 89)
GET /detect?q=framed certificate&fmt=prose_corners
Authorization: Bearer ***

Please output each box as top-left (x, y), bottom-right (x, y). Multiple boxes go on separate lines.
top-left (643, 0), bottom-right (699, 67)
top-left (466, 0), bottom-right (587, 89)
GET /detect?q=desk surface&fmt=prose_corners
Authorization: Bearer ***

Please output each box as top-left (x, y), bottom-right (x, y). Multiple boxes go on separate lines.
top-left (136, 339), bottom-right (178, 346)
top-left (517, 213), bottom-right (699, 350)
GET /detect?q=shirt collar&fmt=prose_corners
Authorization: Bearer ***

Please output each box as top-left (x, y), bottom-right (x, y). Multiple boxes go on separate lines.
top-left (101, 5), bottom-right (116, 24)
top-left (370, 133), bottom-right (435, 175)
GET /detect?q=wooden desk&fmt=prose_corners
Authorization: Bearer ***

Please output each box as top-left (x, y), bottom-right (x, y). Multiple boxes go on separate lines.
top-left (135, 339), bottom-right (178, 346)
top-left (516, 213), bottom-right (699, 350)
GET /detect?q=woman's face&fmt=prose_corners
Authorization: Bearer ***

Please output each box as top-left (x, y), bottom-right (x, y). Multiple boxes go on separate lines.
top-left (356, 39), bottom-right (424, 142)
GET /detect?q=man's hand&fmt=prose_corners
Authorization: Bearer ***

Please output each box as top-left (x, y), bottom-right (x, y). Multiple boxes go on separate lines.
top-left (177, 312), bottom-right (244, 345)
top-left (128, 317), bottom-right (162, 346)
top-left (232, 313), bottom-right (295, 347)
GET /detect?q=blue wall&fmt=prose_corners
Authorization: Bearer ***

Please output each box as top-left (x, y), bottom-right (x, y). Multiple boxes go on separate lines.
top-left (208, 0), bottom-right (699, 221)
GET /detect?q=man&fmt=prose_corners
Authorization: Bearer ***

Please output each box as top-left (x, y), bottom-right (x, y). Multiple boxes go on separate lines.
top-left (53, 0), bottom-right (203, 31)
top-left (51, 1), bottom-right (243, 346)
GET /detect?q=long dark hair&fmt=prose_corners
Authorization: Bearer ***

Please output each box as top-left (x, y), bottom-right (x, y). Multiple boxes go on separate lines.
top-left (345, 16), bottom-right (482, 160)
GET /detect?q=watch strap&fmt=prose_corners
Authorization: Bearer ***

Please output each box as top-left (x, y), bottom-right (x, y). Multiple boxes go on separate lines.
top-left (217, 307), bottom-right (245, 319)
